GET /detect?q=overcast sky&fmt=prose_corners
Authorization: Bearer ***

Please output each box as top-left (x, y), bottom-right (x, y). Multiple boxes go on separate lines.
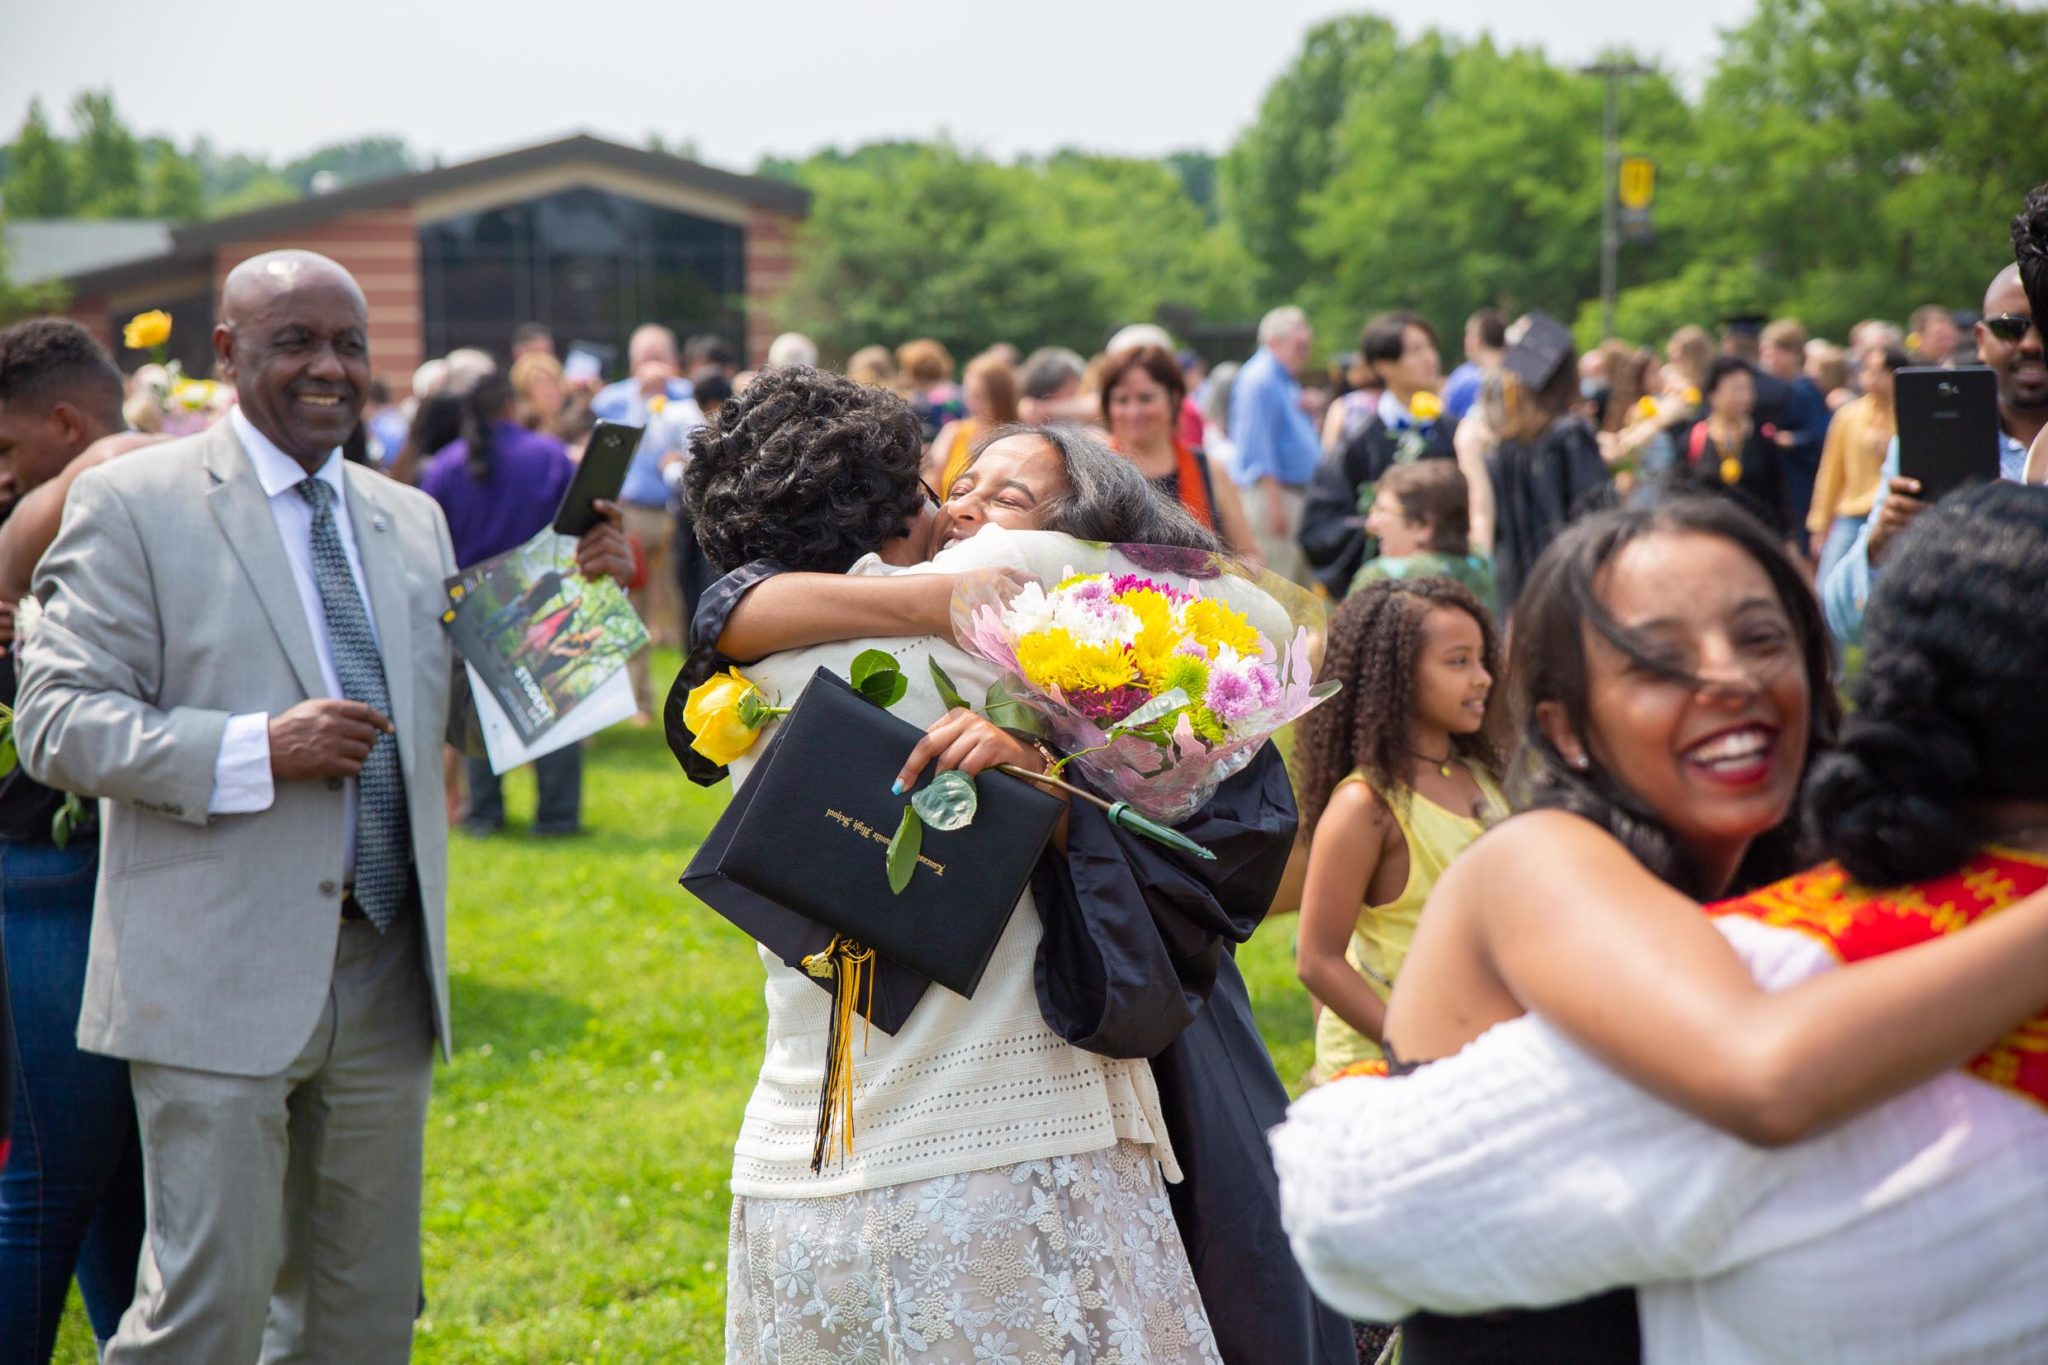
top-left (8, 0), bottom-right (1760, 173)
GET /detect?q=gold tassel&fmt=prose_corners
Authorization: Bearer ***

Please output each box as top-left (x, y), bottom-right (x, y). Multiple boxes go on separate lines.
top-left (802, 937), bottom-right (876, 1173)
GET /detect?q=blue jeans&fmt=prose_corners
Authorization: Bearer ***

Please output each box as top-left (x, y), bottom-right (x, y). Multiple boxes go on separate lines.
top-left (465, 742), bottom-right (582, 834)
top-left (0, 840), bottom-right (145, 1361)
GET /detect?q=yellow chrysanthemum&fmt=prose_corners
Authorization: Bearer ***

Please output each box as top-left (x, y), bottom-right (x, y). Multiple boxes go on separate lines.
top-left (1184, 598), bottom-right (1260, 659)
top-left (1055, 571), bottom-right (1106, 592)
top-left (1160, 654), bottom-right (1210, 702)
top-left (1016, 629), bottom-right (1138, 695)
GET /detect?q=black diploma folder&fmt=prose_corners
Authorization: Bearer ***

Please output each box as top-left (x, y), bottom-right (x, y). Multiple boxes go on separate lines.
top-left (681, 667), bottom-right (1065, 1032)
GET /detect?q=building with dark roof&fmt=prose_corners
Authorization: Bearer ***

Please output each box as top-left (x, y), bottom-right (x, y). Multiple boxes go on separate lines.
top-left (12, 134), bottom-right (808, 388)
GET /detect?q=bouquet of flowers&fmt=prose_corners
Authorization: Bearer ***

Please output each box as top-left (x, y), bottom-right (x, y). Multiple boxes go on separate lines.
top-left (954, 542), bottom-right (1335, 823)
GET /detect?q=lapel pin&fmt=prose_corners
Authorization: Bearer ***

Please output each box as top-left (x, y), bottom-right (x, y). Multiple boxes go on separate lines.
top-left (370, 513), bottom-right (390, 532)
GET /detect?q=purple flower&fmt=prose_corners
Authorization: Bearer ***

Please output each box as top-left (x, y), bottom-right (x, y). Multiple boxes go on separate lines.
top-left (1204, 666), bottom-right (1261, 723)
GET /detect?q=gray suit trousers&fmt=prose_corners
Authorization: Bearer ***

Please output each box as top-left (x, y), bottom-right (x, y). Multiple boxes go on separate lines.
top-left (106, 915), bottom-right (433, 1363)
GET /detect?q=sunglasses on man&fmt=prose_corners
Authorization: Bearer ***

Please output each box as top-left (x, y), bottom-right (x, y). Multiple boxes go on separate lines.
top-left (1981, 313), bottom-right (2038, 343)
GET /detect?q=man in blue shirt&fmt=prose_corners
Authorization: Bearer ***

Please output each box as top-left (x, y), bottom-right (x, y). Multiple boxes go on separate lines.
top-left (1228, 305), bottom-right (1322, 586)
top-left (589, 324), bottom-right (702, 717)
top-left (1759, 319), bottom-right (1833, 555)
top-left (1822, 265), bottom-right (2045, 643)
top-left (1441, 307), bottom-right (1504, 423)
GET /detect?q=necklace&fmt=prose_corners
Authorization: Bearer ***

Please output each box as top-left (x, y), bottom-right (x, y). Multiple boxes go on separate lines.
top-left (1415, 748), bottom-right (1459, 778)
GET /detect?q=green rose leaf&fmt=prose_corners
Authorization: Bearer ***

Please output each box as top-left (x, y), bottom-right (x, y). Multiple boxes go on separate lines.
top-left (885, 806), bottom-right (923, 894)
top-left (928, 657), bottom-right (970, 713)
top-left (850, 649), bottom-right (907, 709)
top-left (981, 679), bottom-right (1047, 737)
top-left (910, 770), bottom-right (978, 831)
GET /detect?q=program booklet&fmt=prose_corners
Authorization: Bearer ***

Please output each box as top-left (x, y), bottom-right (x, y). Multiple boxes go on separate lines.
top-left (442, 528), bottom-right (650, 758)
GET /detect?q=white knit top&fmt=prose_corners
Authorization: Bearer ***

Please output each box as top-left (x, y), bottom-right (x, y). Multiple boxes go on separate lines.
top-left (723, 534), bottom-right (1178, 1199)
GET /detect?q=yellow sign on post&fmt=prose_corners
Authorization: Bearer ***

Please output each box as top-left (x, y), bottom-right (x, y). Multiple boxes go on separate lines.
top-left (1619, 157), bottom-right (1656, 210)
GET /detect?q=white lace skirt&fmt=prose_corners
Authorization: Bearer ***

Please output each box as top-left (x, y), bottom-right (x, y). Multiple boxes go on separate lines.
top-left (726, 1141), bottom-right (1222, 1364)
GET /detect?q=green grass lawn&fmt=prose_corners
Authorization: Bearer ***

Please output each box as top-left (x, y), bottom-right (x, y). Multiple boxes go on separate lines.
top-left (56, 651), bottom-right (1317, 1362)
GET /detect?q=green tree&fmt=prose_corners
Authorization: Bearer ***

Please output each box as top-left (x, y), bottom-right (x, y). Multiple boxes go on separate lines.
top-left (1611, 0), bottom-right (2048, 340)
top-left (778, 144), bottom-right (1110, 360)
top-left (1296, 32), bottom-right (1692, 350)
top-left (282, 135), bottom-right (418, 194)
top-left (146, 140), bottom-right (206, 219)
top-left (5, 98), bottom-right (74, 217)
top-left (1028, 152), bottom-right (1254, 331)
top-left (70, 90), bottom-right (144, 217)
top-left (1218, 15), bottom-right (1402, 303)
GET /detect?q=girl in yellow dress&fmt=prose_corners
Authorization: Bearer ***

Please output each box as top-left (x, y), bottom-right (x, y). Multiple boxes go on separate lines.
top-left (1294, 577), bottom-right (1507, 1083)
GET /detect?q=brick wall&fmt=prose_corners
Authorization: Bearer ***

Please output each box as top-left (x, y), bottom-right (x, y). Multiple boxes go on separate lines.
top-left (744, 208), bottom-right (801, 368)
top-left (212, 207), bottom-right (423, 391)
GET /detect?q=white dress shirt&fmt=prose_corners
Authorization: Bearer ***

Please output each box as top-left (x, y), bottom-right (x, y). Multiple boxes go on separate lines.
top-left (210, 408), bottom-right (384, 876)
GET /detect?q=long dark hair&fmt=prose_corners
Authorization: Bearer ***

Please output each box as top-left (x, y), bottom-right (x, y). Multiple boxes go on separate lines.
top-left (1507, 496), bottom-right (1839, 899)
top-left (460, 371), bottom-right (516, 482)
top-left (2012, 181), bottom-right (2048, 322)
top-left (1296, 577), bottom-right (1507, 836)
top-left (1806, 482), bottom-right (2048, 886)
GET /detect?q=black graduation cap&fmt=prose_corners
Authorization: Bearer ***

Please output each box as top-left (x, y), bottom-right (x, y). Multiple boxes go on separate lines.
top-left (1719, 313), bottom-right (1769, 338)
top-left (1503, 311), bottom-right (1575, 392)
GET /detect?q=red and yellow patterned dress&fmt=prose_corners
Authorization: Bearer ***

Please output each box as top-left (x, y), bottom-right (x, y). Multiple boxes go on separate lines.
top-left (1705, 846), bottom-right (2048, 1110)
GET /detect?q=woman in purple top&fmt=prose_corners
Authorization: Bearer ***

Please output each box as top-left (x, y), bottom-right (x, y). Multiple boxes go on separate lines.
top-left (422, 372), bottom-right (584, 835)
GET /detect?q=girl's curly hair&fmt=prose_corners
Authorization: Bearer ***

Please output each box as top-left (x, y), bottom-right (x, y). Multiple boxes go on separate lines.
top-left (1294, 577), bottom-right (1507, 837)
top-left (1805, 482), bottom-right (2048, 886)
top-left (683, 365), bottom-right (926, 573)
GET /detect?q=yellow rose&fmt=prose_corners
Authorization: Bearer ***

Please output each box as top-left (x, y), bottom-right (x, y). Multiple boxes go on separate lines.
top-left (1409, 390), bottom-right (1443, 422)
top-left (683, 668), bottom-right (768, 765)
top-left (648, 394), bottom-right (669, 416)
top-left (1634, 395), bottom-right (1660, 421)
top-left (123, 310), bottom-right (172, 351)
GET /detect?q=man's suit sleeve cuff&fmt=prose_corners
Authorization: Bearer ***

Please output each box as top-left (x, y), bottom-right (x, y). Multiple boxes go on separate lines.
top-left (209, 712), bottom-right (275, 814)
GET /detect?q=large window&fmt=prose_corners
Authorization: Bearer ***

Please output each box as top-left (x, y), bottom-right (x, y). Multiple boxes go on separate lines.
top-left (420, 187), bottom-right (746, 371)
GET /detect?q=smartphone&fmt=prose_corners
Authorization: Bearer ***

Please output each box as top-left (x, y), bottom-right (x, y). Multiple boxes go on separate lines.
top-left (553, 421), bottom-right (642, 536)
top-left (1895, 366), bottom-right (2000, 504)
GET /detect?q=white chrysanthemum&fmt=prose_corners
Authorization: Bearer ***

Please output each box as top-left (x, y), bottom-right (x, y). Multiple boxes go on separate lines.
top-left (14, 594), bottom-right (42, 641)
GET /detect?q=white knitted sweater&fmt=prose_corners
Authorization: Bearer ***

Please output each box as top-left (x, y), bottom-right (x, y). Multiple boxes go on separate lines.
top-left (723, 535), bottom-right (1177, 1199)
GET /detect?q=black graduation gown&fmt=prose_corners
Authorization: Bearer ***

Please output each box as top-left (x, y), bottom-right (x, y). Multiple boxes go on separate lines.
top-left (1299, 415), bottom-right (1456, 598)
top-left (1487, 415), bottom-right (1613, 615)
top-left (1029, 749), bottom-right (1355, 1365)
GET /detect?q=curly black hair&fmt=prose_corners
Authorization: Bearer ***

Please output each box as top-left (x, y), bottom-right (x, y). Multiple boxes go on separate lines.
top-left (0, 317), bottom-right (125, 427)
top-left (2011, 181), bottom-right (2048, 324)
top-left (1294, 577), bottom-right (1507, 837)
top-left (1507, 496), bottom-right (1840, 900)
top-left (1805, 482), bottom-right (2048, 887)
top-left (683, 365), bottom-right (925, 574)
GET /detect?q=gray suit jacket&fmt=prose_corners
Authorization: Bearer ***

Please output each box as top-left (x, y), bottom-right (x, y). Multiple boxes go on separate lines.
top-left (16, 418), bottom-right (457, 1075)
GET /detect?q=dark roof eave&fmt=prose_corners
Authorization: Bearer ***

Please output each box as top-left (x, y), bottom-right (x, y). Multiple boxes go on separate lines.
top-left (166, 133), bottom-right (809, 253)
top-left (56, 246), bottom-right (215, 298)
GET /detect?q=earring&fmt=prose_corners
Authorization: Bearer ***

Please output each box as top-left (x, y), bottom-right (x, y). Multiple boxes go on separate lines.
top-left (1572, 754), bottom-right (1591, 770)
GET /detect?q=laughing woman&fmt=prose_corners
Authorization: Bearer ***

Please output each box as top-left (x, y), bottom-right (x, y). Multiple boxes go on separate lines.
top-left (1275, 490), bottom-right (2048, 1363)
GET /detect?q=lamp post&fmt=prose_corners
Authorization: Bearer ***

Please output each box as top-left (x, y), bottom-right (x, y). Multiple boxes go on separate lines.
top-left (1582, 61), bottom-right (1649, 339)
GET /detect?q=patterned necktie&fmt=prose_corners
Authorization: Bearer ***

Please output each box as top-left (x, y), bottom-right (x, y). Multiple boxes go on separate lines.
top-left (296, 477), bottom-right (411, 930)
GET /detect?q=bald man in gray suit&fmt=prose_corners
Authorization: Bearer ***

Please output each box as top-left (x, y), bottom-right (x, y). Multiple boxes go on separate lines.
top-left (17, 251), bottom-right (632, 1361)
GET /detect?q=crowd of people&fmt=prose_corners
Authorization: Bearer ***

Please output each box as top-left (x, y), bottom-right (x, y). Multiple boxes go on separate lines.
top-left (0, 170), bottom-right (2044, 1363)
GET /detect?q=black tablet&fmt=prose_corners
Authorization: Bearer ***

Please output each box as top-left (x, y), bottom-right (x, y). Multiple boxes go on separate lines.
top-left (552, 420), bottom-right (642, 536)
top-left (1896, 366), bottom-right (2000, 504)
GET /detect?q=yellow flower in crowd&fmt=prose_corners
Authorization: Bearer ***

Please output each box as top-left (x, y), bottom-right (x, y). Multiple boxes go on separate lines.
top-left (123, 310), bottom-right (172, 351)
top-left (1682, 385), bottom-right (1703, 407)
top-left (683, 668), bottom-right (769, 765)
top-left (1185, 598), bottom-right (1260, 659)
top-left (1409, 390), bottom-right (1443, 422)
top-left (1016, 629), bottom-right (1138, 696)
top-left (648, 395), bottom-right (669, 416)
top-left (1634, 395), bottom-right (1660, 421)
